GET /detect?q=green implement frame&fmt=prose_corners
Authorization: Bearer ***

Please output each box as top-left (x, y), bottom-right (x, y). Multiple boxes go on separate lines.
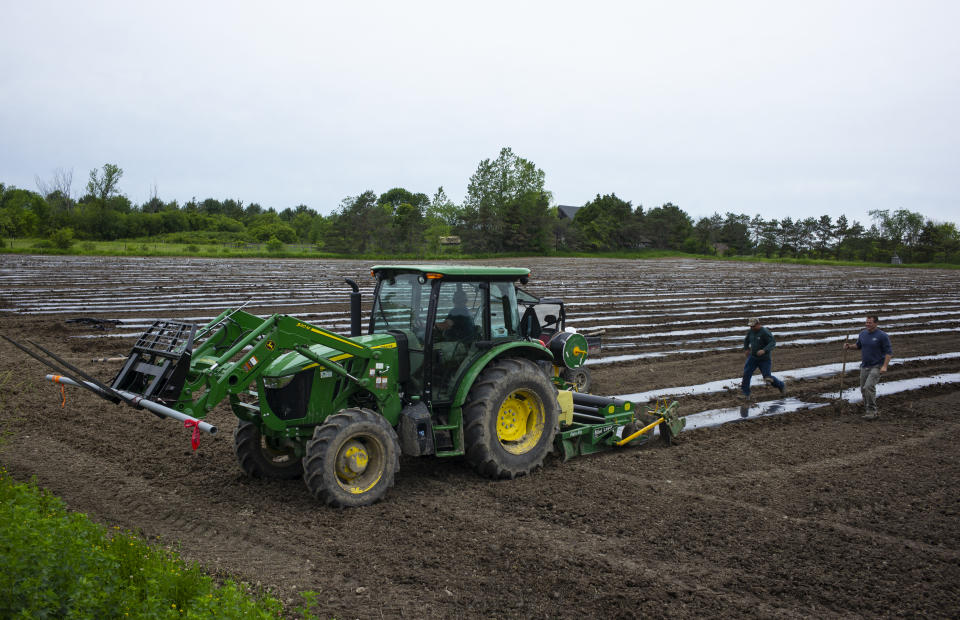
top-left (556, 397), bottom-right (684, 460)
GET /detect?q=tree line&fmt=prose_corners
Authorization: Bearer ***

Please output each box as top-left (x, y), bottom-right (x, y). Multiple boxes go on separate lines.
top-left (2, 148), bottom-right (958, 263)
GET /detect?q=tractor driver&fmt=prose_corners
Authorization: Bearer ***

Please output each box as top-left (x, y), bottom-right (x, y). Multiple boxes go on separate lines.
top-left (435, 285), bottom-right (476, 342)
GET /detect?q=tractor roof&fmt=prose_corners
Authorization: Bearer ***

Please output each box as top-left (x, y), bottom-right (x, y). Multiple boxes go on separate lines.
top-left (371, 264), bottom-right (530, 279)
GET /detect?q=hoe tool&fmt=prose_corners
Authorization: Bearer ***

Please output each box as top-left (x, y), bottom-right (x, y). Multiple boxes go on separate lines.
top-left (838, 336), bottom-right (849, 403)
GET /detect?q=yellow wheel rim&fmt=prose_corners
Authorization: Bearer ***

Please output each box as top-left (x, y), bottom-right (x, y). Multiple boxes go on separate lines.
top-left (334, 436), bottom-right (384, 494)
top-left (496, 388), bottom-right (545, 454)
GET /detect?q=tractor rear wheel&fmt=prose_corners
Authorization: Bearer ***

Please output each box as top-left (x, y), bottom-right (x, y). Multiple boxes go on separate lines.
top-left (234, 420), bottom-right (304, 480)
top-left (463, 357), bottom-right (559, 479)
top-left (563, 366), bottom-right (591, 392)
top-left (302, 408), bottom-right (400, 507)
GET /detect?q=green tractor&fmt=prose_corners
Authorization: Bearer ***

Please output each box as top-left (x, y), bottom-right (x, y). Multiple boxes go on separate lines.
top-left (16, 265), bottom-right (683, 507)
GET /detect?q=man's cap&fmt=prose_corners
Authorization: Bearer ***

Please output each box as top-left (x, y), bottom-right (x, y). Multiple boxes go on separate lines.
top-left (748, 317), bottom-right (760, 326)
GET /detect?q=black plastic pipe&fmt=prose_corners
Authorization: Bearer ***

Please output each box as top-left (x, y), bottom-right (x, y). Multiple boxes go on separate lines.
top-left (571, 392), bottom-right (628, 408)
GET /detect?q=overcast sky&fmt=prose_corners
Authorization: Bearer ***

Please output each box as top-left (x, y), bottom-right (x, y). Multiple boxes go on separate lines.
top-left (2, 1), bottom-right (958, 227)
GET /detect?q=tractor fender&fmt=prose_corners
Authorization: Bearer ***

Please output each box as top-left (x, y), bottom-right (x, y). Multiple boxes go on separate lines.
top-left (450, 340), bottom-right (553, 410)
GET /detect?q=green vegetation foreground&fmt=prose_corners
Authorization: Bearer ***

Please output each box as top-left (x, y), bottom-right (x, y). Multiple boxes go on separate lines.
top-left (0, 468), bottom-right (327, 618)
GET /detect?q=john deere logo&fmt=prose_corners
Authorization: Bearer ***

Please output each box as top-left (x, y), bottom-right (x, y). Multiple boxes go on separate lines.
top-left (265, 341), bottom-right (276, 351)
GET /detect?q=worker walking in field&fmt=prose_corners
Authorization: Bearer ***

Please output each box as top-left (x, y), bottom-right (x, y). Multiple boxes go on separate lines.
top-left (741, 317), bottom-right (786, 400)
top-left (843, 314), bottom-right (893, 420)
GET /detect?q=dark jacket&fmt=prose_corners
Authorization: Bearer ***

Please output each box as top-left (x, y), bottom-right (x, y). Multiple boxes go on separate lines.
top-left (744, 327), bottom-right (776, 358)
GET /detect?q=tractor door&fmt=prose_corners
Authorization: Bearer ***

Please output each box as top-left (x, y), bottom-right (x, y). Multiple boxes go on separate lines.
top-left (369, 273), bottom-right (431, 397)
top-left (429, 280), bottom-right (520, 403)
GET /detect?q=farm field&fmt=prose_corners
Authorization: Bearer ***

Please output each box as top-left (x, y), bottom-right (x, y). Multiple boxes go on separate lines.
top-left (1, 255), bottom-right (959, 618)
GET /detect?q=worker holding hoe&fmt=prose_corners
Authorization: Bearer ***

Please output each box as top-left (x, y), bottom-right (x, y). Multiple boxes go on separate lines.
top-left (843, 314), bottom-right (893, 420)
top-left (741, 317), bottom-right (786, 400)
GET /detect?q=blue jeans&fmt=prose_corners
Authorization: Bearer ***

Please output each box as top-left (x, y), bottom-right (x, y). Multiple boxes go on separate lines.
top-left (742, 355), bottom-right (784, 397)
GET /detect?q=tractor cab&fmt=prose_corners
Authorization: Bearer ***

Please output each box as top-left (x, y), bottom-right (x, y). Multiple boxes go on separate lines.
top-left (368, 265), bottom-right (539, 405)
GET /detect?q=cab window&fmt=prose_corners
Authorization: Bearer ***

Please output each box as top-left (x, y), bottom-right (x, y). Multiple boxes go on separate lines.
top-left (370, 273), bottom-right (430, 344)
top-left (489, 281), bottom-right (519, 339)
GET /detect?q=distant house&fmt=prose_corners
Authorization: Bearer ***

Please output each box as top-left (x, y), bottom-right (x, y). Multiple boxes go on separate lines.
top-left (557, 205), bottom-right (581, 220)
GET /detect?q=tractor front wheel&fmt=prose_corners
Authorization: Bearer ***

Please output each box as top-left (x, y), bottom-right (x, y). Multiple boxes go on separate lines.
top-left (302, 408), bottom-right (400, 507)
top-left (234, 420), bottom-right (304, 480)
top-left (463, 357), bottom-right (559, 479)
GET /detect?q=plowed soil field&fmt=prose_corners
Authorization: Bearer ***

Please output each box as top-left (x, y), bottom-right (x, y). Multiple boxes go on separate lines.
top-left (2, 255), bottom-right (959, 618)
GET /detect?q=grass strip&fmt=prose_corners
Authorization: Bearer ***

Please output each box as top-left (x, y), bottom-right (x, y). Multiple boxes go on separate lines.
top-left (0, 467), bottom-right (284, 619)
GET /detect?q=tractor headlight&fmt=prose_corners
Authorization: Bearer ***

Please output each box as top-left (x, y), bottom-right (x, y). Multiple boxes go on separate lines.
top-left (263, 375), bottom-right (295, 390)
top-left (263, 368), bottom-right (315, 421)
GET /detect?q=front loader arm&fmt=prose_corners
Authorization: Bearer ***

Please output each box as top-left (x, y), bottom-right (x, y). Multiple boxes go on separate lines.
top-left (172, 311), bottom-right (382, 419)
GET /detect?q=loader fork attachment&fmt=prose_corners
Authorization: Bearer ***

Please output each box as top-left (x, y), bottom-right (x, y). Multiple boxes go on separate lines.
top-left (112, 320), bottom-right (196, 403)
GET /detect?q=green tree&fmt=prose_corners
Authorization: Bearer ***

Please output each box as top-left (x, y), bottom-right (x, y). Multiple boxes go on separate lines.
top-left (390, 202), bottom-right (426, 253)
top-left (756, 218), bottom-right (779, 257)
top-left (49, 227), bottom-right (75, 249)
top-left (423, 187), bottom-right (461, 252)
top-left (689, 216), bottom-right (718, 254)
top-left (870, 208), bottom-right (926, 260)
top-left (378, 188), bottom-right (429, 213)
top-left (86, 164), bottom-right (123, 204)
top-left (573, 193), bottom-right (639, 251)
top-left (0, 187), bottom-right (42, 242)
top-left (777, 217), bottom-right (796, 256)
top-left (748, 214), bottom-right (766, 250)
top-left (379, 188), bottom-right (429, 253)
top-left (719, 213), bottom-right (752, 255)
top-left (425, 187), bottom-right (462, 227)
top-left (797, 217), bottom-right (818, 255)
top-left (643, 203), bottom-right (692, 250)
top-left (326, 191), bottom-right (389, 253)
top-left (502, 191), bottom-right (552, 253)
top-left (266, 236), bottom-right (285, 252)
top-left (243, 202), bottom-right (264, 222)
top-left (309, 215), bottom-right (332, 248)
top-left (248, 212), bottom-right (296, 243)
top-left (291, 211), bottom-right (316, 243)
top-left (813, 215), bottom-right (835, 257)
top-left (916, 220), bottom-right (960, 263)
top-left (35, 169), bottom-right (75, 230)
top-left (462, 147), bottom-right (548, 252)
top-left (840, 220), bottom-right (877, 260)
top-left (141, 196), bottom-right (165, 213)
